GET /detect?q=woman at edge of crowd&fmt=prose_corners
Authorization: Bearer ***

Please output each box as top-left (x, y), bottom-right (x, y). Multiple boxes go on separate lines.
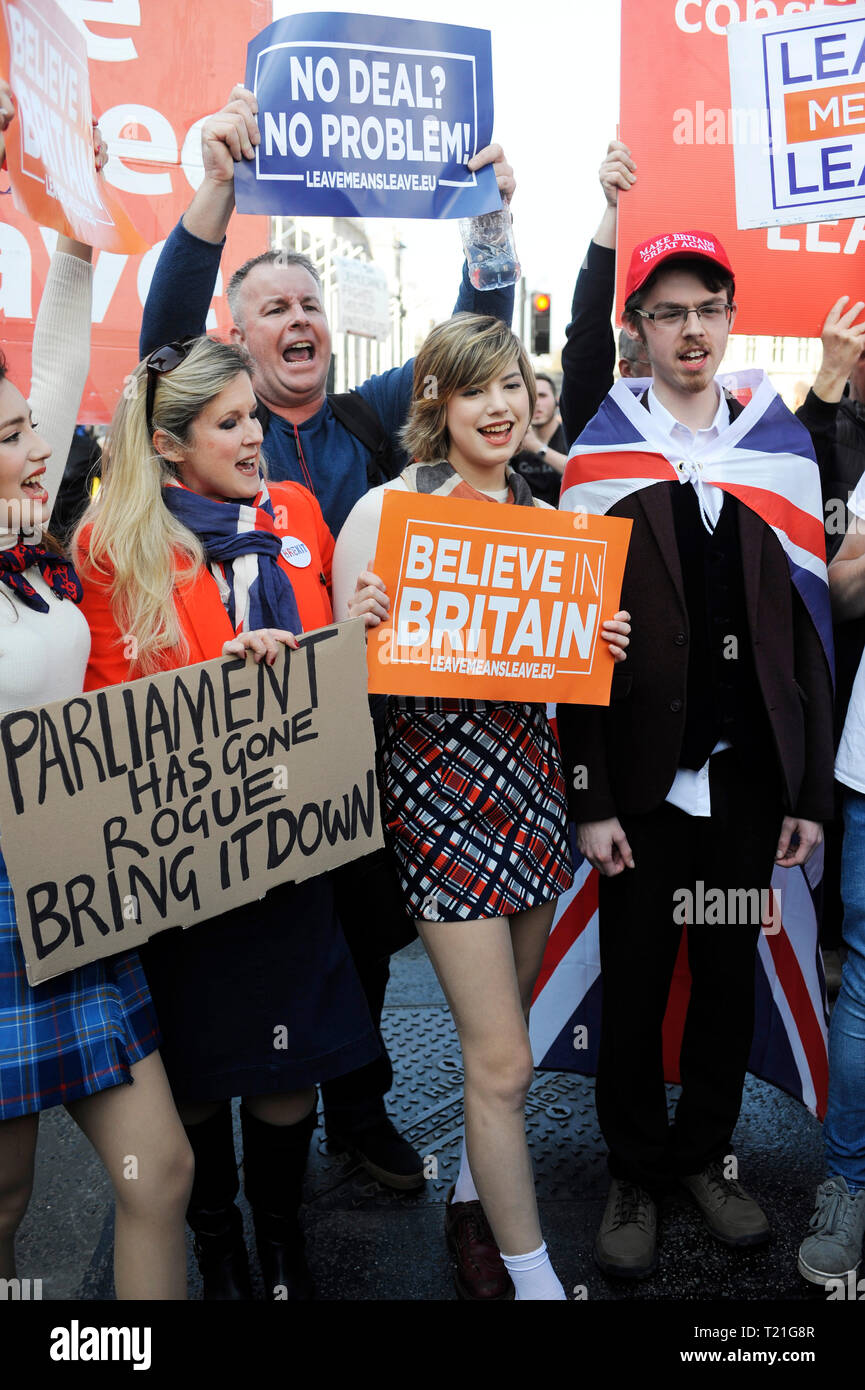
top-left (0, 99), bottom-right (193, 1300)
top-left (72, 335), bottom-right (381, 1301)
top-left (332, 312), bottom-right (630, 1300)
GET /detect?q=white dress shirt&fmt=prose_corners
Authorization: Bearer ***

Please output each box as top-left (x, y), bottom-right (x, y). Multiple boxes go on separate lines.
top-left (646, 385), bottom-right (731, 817)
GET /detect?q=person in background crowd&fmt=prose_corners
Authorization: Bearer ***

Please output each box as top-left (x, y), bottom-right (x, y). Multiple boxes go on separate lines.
top-left (797, 310), bottom-right (865, 997)
top-left (51, 425), bottom-right (101, 544)
top-left (799, 490), bottom-right (865, 1286)
top-left (74, 337), bottom-right (381, 1301)
top-left (333, 312), bottom-right (630, 1300)
top-left (138, 85), bottom-right (519, 1189)
top-left (510, 372), bottom-right (568, 505)
top-left (616, 328), bottom-right (652, 382)
top-left (796, 311), bottom-right (865, 730)
top-left (0, 90), bottom-right (193, 1302)
top-left (557, 230), bottom-right (834, 1280)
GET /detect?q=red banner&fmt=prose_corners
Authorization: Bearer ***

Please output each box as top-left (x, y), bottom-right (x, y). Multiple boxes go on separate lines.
top-left (618, 0), bottom-right (863, 337)
top-left (0, 0), bottom-right (271, 421)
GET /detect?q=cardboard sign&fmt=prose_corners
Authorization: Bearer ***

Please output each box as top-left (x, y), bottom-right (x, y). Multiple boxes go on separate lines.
top-left (1, 0), bottom-right (271, 424)
top-left (618, 0), bottom-right (865, 338)
top-left (234, 11), bottom-right (499, 219)
top-left (367, 493), bottom-right (632, 703)
top-left (0, 0), bottom-right (145, 252)
top-left (728, 4), bottom-right (865, 227)
top-left (0, 622), bottom-right (382, 985)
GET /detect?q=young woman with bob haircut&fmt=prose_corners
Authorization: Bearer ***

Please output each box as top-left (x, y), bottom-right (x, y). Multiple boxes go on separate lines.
top-left (333, 313), bottom-right (630, 1300)
top-left (74, 335), bottom-right (380, 1301)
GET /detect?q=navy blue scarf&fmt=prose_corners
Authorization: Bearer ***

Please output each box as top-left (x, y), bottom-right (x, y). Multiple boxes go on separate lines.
top-left (162, 481), bottom-right (302, 635)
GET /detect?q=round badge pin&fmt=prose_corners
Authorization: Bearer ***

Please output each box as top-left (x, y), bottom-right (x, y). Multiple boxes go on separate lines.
top-left (280, 536), bottom-right (312, 568)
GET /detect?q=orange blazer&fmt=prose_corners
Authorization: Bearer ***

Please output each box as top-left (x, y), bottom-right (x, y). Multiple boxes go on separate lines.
top-left (80, 482), bottom-right (335, 690)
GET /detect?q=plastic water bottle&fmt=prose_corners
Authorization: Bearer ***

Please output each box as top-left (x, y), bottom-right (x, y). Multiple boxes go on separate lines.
top-left (459, 202), bottom-right (521, 291)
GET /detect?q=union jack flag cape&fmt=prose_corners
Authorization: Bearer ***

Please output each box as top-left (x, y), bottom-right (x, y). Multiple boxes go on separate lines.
top-left (530, 370), bottom-right (833, 1117)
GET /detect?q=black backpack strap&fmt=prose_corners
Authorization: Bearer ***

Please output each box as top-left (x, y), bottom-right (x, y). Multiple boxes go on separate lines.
top-left (254, 395), bottom-right (272, 433)
top-left (327, 389), bottom-right (397, 488)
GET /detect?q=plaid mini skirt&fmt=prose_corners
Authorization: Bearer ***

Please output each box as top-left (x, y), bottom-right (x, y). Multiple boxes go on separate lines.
top-left (0, 851), bottom-right (160, 1120)
top-left (381, 700), bottom-right (573, 922)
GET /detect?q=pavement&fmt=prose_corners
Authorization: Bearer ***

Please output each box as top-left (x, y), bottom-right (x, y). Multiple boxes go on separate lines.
top-left (15, 936), bottom-right (833, 1304)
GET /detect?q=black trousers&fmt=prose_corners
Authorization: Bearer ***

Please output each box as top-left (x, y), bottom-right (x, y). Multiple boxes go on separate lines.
top-left (319, 947), bottom-right (392, 1123)
top-left (596, 750), bottom-right (784, 1187)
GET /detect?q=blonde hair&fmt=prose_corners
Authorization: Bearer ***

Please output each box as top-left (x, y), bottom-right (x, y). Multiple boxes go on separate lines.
top-left (73, 338), bottom-right (253, 674)
top-left (400, 313), bottom-right (536, 464)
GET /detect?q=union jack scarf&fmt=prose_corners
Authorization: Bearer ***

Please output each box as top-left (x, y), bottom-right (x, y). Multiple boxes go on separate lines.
top-left (560, 368), bottom-right (833, 672)
top-left (162, 479), bottom-right (302, 635)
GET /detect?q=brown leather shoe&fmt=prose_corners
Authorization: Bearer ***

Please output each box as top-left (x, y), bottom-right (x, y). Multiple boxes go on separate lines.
top-left (444, 1185), bottom-right (514, 1300)
top-left (681, 1158), bottom-right (770, 1247)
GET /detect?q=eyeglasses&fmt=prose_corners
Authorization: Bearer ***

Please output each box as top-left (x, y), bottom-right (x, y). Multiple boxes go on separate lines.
top-left (631, 302), bottom-right (735, 330)
top-left (145, 340), bottom-right (195, 435)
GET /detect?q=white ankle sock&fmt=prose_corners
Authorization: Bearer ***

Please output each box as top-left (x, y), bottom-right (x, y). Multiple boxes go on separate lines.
top-left (452, 1137), bottom-right (479, 1204)
top-left (500, 1241), bottom-right (567, 1300)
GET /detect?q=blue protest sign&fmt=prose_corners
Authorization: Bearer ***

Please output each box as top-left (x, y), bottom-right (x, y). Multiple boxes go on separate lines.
top-left (234, 11), bottom-right (500, 219)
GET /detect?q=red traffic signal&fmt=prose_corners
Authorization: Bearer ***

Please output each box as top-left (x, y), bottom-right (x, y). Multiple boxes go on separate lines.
top-left (530, 292), bottom-right (551, 355)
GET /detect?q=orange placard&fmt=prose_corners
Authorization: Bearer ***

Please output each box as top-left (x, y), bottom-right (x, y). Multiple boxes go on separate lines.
top-left (367, 493), bottom-right (632, 703)
top-left (0, 0), bottom-right (145, 253)
top-left (618, 0), bottom-right (863, 338)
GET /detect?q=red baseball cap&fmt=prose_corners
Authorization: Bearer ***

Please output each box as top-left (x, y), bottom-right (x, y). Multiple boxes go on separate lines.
top-left (624, 231), bottom-right (734, 302)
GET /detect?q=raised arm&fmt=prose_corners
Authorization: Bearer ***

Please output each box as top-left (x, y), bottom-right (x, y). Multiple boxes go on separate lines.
top-left (27, 118), bottom-right (108, 524)
top-left (560, 141), bottom-right (636, 445)
top-left (29, 240), bottom-right (94, 525)
top-left (795, 296), bottom-right (865, 560)
top-left (3, 84), bottom-right (96, 522)
top-left (139, 87), bottom-right (260, 356)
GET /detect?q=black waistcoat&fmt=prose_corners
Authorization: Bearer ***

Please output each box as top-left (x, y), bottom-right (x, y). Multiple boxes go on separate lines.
top-left (669, 481), bottom-right (772, 769)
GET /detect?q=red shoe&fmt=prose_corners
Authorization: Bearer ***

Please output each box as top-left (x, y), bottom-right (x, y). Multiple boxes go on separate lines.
top-left (444, 1185), bottom-right (514, 1300)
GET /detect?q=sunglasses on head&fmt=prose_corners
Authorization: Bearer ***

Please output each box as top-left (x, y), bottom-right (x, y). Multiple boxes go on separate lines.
top-left (144, 339), bottom-right (196, 436)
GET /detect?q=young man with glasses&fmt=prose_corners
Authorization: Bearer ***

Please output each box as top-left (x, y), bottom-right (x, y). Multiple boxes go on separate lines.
top-left (556, 232), bottom-right (834, 1279)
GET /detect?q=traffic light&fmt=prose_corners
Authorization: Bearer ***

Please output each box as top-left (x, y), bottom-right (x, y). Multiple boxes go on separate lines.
top-left (530, 292), bottom-right (551, 355)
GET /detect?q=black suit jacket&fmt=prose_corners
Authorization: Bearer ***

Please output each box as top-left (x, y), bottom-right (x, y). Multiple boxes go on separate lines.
top-left (557, 404), bottom-right (835, 826)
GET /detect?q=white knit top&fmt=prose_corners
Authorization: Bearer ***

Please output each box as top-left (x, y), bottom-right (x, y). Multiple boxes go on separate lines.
top-left (0, 251), bottom-right (92, 715)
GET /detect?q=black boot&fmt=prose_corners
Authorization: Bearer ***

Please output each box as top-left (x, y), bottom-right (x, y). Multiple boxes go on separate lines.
top-left (240, 1102), bottom-right (316, 1301)
top-left (185, 1102), bottom-right (253, 1301)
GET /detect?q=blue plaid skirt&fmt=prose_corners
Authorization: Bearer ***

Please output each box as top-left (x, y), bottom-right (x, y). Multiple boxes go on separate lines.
top-left (0, 851), bottom-right (160, 1120)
